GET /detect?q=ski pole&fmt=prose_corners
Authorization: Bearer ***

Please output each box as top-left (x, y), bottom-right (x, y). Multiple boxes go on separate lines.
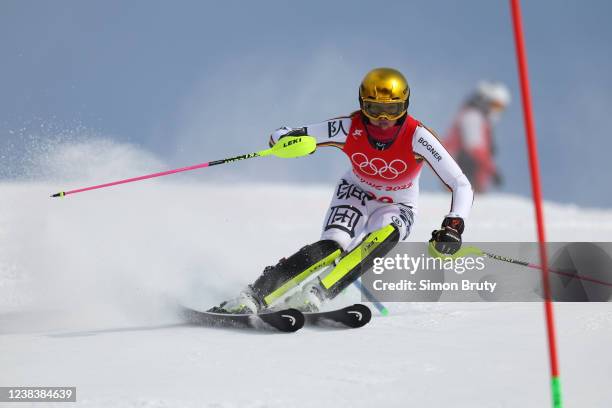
top-left (50, 136), bottom-right (317, 198)
top-left (480, 248), bottom-right (612, 288)
top-left (353, 279), bottom-right (389, 316)
top-left (428, 242), bottom-right (612, 288)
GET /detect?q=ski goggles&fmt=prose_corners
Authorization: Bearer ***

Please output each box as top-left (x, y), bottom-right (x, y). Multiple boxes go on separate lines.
top-left (361, 100), bottom-right (407, 121)
top-left (490, 100), bottom-right (507, 112)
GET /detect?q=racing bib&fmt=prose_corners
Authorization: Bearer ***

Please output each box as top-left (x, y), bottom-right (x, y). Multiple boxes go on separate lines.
top-left (342, 113), bottom-right (423, 188)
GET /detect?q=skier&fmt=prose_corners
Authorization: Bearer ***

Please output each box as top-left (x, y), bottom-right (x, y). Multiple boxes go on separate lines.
top-left (444, 81), bottom-right (511, 193)
top-left (211, 68), bottom-right (473, 314)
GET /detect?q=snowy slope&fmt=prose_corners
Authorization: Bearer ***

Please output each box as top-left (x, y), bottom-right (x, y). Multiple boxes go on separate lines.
top-left (1, 181), bottom-right (612, 408)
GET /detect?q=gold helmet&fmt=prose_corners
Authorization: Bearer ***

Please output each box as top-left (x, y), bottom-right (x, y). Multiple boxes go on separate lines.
top-left (359, 67), bottom-right (410, 121)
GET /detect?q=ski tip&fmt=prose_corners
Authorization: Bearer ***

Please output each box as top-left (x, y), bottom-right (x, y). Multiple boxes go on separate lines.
top-left (380, 307), bottom-right (389, 317)
top-left (258, 308), bottom-right (304, 332)
top-left (348, 304), bottom-right (372, 328)
top-left (51, 192), bottom-right (65, 198)
top-left (277, 308), bottom-right (305, 332)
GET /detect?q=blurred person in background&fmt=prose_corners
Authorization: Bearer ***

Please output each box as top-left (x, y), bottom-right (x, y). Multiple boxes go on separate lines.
top-left (444, 81), bottom-right (510, 193)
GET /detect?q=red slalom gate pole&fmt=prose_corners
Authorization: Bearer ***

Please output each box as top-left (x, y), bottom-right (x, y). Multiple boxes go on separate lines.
top-left (509, 1), bottom-right (563, 406)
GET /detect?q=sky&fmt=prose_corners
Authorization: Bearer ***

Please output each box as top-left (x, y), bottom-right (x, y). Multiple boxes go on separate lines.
top-left (1, 0), bottom-right (611, 207)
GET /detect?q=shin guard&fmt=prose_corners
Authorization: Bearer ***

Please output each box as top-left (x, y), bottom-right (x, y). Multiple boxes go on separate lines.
top-left (320, 224), bottom-right (399, 299)
top-left (251, 240), bottom-right (342, 308)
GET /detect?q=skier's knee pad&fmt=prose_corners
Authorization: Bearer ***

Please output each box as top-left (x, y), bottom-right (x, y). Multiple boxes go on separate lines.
top-left (252, 240), bottom-right (342, 307)
top-left (319, 223), bottom-right (400, 298)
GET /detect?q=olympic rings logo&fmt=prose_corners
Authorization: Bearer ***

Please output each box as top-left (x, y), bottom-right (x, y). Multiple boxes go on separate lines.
top-left (350, 153), bottom-right (408, 180)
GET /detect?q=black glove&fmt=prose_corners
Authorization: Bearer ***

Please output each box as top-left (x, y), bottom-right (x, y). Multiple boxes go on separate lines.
top-left (278, 127), bottom-right (308, 139)
top-left (269, 127), bottom-right (309, 148)
top-left (278, 127), bottom-right (315, 154)
top-left (430, 216), bottom-right (464, 255)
